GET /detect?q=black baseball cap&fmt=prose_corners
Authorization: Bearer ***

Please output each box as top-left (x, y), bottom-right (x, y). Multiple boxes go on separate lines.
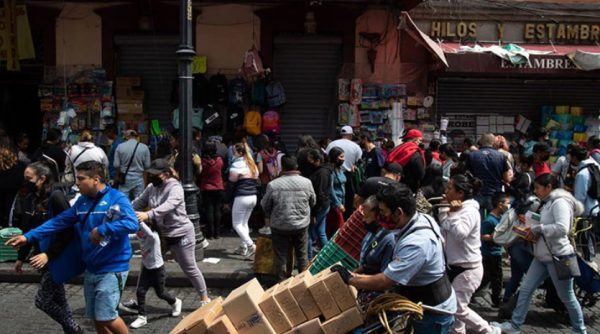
top-left (146, 159), bottom-right (171, 175)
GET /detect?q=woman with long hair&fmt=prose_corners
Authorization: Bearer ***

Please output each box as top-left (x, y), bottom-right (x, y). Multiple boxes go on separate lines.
top-left (492, 174), bottom-right (586, 334)
top-left (15, 161), bottom-right (82, 334)
top-left (199, 141), bottom-right (225, 239)
top-left (328, 147), bottom-right (347, 233)
top-left (132, 159), bottom-right (211, 306)
top-left (439, 173), bottom-right (499, 334)
top-left (227, 142), bottom-right (259, 257)
top-left (0, 146), bottom-right (25, 226)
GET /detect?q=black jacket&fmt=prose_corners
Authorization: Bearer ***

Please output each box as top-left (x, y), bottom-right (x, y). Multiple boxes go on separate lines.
top-left (309, 163), bottom-right (333, 214)
top-left (403, 152), bottom-right (425, 193)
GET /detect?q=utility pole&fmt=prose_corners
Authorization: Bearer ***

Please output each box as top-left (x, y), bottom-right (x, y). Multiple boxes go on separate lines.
top-left (177, 0), bottom-right (204, 259)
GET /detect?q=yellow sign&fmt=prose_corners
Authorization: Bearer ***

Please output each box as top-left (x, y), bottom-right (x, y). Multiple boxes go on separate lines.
top-left (0, 3), bottom-right (35, 71)
top-left (524, 23), bottom-right (600, 42)
top-left (192, 55), bottom-right (207, 74)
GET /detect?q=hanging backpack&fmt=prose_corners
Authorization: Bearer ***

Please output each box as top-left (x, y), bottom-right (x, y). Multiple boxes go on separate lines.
top-left (251, 78), bottom-right (267, 106)
top-left (209, 74), bottom-right (228, 105)
top-left (227, 105), bottom-right (245, 133)
top-left (242, 46), bottom-right (265, 77)
top-left (203, 104), bottom-right (223, 131)
top-left (262, 110), bottom-right (281, 135)
top-left (265, 81), bottom-right (286, 107)
top-left (244, 109), bottom-right (262, 136)
top-left (229, 77), bottom-right (247, 105)
top-left (192, 74), bottom-right (210, 107)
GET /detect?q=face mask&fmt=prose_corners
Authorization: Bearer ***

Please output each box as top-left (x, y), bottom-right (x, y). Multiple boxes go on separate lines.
top-left (24, 179), bottom-right (37, 193)
top-left (364, 222), bottom-right (380, 233)
top-left (379, 216), bottom-right (396, 230)
top-left (150, 175), bottom-right (163, 187)
top-left (336, 159), bottom-right (345, 167)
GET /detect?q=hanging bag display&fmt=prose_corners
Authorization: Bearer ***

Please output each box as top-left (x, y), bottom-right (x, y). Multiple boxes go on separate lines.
top-left (265, 81), bottom-right (286, 107)
top-left (242, 46), bottom-right (265, 78)
top-left (261, 110), bottom-right (280, 135)
top-left (244, 109), bottom-right (262, 136)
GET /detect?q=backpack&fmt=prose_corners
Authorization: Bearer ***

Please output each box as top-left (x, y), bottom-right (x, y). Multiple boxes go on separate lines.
top-left (244, 110), bottom-right (262, 136)
top-left (265, 81), bottom-right (286, 107)
top-left (242, 46), bottom-right (265, 77)
top-left (203, 104), bottom-right (223, 130)
top-left (229, 77), bottom-right (247, 105)
top-left (251, 78), bottom-right (267, 106)
top-left (209, 74), bottom-right (228, 105)
top-left (262, 110), bottom-right (280, 135)
top-left (579, 163), bottom-right (600, 201)
top-left (192, 74), bottom-right (210, 107)
top-left (226, 105), bottom-right (245, 133)
top-left (260, 150), bottom-right (281, 182)
top-left (493, 208), bottom-right (519, 246)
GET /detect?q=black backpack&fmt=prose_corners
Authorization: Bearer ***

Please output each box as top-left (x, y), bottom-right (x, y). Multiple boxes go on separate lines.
top-left (581, 163), bottom-right (600, 201)
top-left (192, 74), bottom-right (210, 107)
top-left (209, 74), bottom-right (228, 105)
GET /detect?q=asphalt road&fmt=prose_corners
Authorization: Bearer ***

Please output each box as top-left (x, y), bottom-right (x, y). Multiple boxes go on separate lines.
top-left (1, 282), bottom-right (599, 333)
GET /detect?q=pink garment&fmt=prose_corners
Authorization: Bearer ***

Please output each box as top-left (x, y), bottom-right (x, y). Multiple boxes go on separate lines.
top-left (451, 265), bottom-right (496, 334)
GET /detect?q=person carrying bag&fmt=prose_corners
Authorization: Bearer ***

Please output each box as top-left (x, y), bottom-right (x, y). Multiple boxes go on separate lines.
top-left (113, 142), bottom-right (139, 188)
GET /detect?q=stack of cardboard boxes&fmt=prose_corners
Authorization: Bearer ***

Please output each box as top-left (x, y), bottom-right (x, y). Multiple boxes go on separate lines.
top-left (170, 266), bottom-right (364, 334)
top-left (115, 76), bottom-right (149, 143)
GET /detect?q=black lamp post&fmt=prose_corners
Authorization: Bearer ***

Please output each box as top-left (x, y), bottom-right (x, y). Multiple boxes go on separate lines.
top-left (177, 0), bottom-right (204, 260)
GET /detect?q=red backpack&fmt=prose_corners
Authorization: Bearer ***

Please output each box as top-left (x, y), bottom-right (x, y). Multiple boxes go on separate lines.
top-left (262, 110), bottom-right (281, 134)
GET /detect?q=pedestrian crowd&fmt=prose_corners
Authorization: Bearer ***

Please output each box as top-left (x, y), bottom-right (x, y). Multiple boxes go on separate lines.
top-left (1, 123), bottom-right (597, 334)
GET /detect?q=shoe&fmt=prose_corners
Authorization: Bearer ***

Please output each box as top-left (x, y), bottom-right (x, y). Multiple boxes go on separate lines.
top-left (130, 316), bottom-right (148, 329)
top-left (171, 298), bottom-right (182, 317)
top-left (234, 245), bottom-right (247, 255)
top-left (258, 226), bottom-right (272, 235)
top-left (201, 239), bottom-right (210, 249)
top-left (245, 244), bottom-right (256, 257)
top-left (199, 299), bottom-right (212, 308)
top-left (491, 326), bottom-right (501, 334)
top-left (118, 299), bottom-right (138, 314)
top-left (490, 321), bottom-right (520, 334)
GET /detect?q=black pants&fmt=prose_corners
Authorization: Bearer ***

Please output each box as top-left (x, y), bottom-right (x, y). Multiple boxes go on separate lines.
top-left (479, 255), bottom-right (503, 304)
top-left (136, 265), bottom-right (176, 315)
top-left (201, 190), bottom-right (223, 239)
top-left (271, 227), bottom-right (309, 281)
top-left (36, 270), bottom-right (81, 334)
top-left (343, 171), bottom-right (356, 220)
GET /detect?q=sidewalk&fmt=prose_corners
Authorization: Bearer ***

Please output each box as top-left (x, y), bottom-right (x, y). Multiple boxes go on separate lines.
top-left (0, 231), bottom-right (256, 289)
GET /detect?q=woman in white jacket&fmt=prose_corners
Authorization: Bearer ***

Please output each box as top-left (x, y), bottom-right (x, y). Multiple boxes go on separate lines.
top-left (64, 130), bottom-right (109, 180)
top-left (439, 173), bottom-right (499, 334)
top-left (492, 173), bottom-right (586, 334)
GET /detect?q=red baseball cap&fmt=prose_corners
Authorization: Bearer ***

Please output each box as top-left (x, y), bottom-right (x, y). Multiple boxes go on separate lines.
top-left (402, 129), bottom-right (423, 140)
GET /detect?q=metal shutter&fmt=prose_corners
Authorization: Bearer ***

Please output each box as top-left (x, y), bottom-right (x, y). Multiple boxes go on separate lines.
top-left (115, 35), bottom-right (179, 129)
top-left (274, 36), bottom-right (342, 152)
top-left (437, 77), bottom-right (600, 123)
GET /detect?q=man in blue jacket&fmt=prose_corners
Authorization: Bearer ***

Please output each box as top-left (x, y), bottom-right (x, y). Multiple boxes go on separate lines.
top-left (6, 161), bottom-right (139, 334)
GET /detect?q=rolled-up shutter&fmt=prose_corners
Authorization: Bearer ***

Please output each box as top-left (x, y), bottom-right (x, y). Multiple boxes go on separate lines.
top-left (273, 35), bottom-right (342, 152)
top-left (115, 35), bottom-right (179, 129)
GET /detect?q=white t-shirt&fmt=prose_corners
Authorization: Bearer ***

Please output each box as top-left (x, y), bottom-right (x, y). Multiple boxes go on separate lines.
top-left (325, 138), bottom-right (362, 172)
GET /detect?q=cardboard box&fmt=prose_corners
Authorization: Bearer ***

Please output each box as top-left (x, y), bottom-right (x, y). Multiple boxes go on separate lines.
top-left (283, 318), bottom-right (324, 334)
top-left (319, 271), bottom-right (357, 311)
top-left (321, 307), bottom-right (364, 334)
top-left (258, 284), bottom-right (292, 334)
top-left (289, 271), bottom-right (321, 320)
top-left (308, 272), bottom-right (341, 320)
top-left (207, 315), bottom-right (239, 334)
top-left (222, 278), bottom-right (276, 334)
top-left (170, 297), bottom-right (224, 334)
top-left (274, 277), bottom-right (307, 326)
top-left (117, 100), bottom-right (144, 114)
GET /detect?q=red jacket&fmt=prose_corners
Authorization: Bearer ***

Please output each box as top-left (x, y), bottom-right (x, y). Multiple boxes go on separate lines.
top-left (200, 156), bottom-right (225, 191)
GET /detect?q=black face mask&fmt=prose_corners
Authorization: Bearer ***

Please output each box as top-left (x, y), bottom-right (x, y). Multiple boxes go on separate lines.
top-left (336, 159), bottom-right (345, 168)
top-left (149, 175), bottom-right (163, 187)
top-left (24, 180), bottom-right (37, 193)
top-left (364, 222), bottom-right (380, 233)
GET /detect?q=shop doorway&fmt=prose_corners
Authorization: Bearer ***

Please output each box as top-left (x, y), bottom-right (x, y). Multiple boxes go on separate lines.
top-left (115, 35), bottom-right (179, 129)
top-left (273, 35), bottom-right (342, 152)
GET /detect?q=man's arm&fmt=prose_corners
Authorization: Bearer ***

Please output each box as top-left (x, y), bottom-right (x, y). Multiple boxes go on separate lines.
top-left (96, 194), bottom-right (139, 238)
top-left (113, 146), bottom-right (122, 169)
top-left (24, 206), bottom-right (79, 243)
top-left (349, 272), bottom-right (396, 291)
top-left (260, 184), bottom-right (274, 217)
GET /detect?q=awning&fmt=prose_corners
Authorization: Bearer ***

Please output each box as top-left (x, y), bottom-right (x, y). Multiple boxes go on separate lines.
top-left (399, 12), bottom-right (449, 67)
top-left (440, 42), bottom-right (600, 55)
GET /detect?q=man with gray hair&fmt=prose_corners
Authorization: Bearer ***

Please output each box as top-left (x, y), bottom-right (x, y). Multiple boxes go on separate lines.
top-left (114, 129), bottom-right (151, 199)
top-left (464, 133), bottom-right (512, 217)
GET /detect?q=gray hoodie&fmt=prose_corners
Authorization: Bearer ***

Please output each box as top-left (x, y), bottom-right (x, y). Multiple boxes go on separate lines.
top-left (132, 178), bottom-right (193, 238)
top-left (438, 199), bottom-right (482, 267)
top-left (534, 188), bottom-right (583, 262)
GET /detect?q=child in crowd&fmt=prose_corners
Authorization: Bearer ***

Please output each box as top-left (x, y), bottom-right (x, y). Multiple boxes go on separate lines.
top-left (129, 221), bottom-right (182, 329)
top-left (478, 191), bottom-right (510, 307)
top-left (532, 143), bottom-right (551, 177)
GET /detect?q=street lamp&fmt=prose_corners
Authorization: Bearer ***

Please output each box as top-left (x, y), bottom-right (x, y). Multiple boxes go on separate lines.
top-left (177, 0), bottom-right (204, 260)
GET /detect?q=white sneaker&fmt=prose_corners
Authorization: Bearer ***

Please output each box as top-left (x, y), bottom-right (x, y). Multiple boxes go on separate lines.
top-left (490, 321), bottom-right (520, 334)
top-left (234, 245), bottom-right (247, 255)
top-left (245, 244), bottom-right (256, 257)
top-left (130, 315), bottom-right (147, 329)
top-left (201, 239), bottom-right (210, 249)
top-left (199, 299), bottom-right (212, 308)
top-left (171, 298), bottom-right (182, 317)
top-left (258, 226), bottom-right (271, 235)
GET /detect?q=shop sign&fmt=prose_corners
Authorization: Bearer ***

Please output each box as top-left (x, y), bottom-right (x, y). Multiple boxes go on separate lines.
top-left (500, 56), bottom-right (578, 70)
top-left (444, 113), bottom-right (483, 150)
top-left (428, 20), bottom-right (600, 44)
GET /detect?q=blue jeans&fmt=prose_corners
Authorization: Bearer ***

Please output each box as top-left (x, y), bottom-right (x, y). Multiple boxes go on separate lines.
top-left (84, 271), bottom-right (128, 321)
top-left (119, 174), bottom-right (145, 200)
top-left (503, 240), bottom-right (534, 302)
top-left (308, 207), bottom-right (330, 259)
top-left (511, 259), bottom-right (586, 333)
top-left (412, 312), bottom-right (455, 334)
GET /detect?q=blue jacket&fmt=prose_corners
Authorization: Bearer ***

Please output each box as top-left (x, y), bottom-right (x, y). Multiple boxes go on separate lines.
top-left (330, 168), bottom-right (346, 208)
top-left (25, 186), bottom-right (139, 275)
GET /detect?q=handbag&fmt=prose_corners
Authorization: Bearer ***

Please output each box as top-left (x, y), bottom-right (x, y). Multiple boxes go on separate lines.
top-left (541, 234), bottom-right (581, 280)
top-left (41, 192), bottom-right (107, 283)
top-left (113, 142), bottom-right (140, 187)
